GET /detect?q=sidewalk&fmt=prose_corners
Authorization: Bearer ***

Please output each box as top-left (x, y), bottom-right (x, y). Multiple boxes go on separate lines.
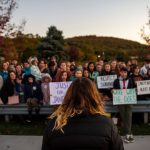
top-left (0, 135), bottom-right (150, 150)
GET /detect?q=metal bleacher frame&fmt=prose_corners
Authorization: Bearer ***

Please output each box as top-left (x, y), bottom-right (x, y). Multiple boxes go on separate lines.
top-left (0, 100), bottom-right (150, 123)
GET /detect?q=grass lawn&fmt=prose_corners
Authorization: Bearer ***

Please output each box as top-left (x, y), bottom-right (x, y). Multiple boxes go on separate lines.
top-left (0, 115), bottom-right (150, 135)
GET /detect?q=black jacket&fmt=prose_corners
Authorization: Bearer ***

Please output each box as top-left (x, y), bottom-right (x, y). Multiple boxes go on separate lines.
top-left (24, 82), bottom-right (43, 102)
top-left (42, 113), bottom-right (124, 150)
top-left (113, 77), bottom-right (134, 89)
top-left (0, 79), bottom-right (17, 104)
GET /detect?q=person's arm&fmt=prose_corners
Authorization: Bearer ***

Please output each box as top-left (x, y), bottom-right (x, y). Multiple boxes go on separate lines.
top-left (110, 120), bottom-right (124, 150)
top-left (41, 127), bottom-right (50, 150)
top-left (41, 120), bottom-right (55, 150)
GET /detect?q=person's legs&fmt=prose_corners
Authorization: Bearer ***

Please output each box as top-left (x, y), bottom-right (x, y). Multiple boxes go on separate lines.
top-left (118, 105), bottom-right (125, 129)
top-left (31, 98), bottom-right (40, 115)
top-left (124, 105), bottom-right (132, 135)
top-left (120, 104), bottom-right (134, 143)
top-left (27, 98), bottom-right (33, 122)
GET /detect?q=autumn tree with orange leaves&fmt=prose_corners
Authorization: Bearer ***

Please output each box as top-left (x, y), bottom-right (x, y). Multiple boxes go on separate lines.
top-left (0, 0), bottom-right (25, 60)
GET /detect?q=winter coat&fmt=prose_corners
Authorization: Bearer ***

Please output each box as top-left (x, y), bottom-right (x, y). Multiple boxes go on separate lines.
top-left (41, 82), bottom-right (50, 104)
top-left (0, 70), bottom-right (8, 81)
top-left (42, 113), bottom-right (124, 150)
top-left (113, 77), bottom-right (134, 89)
top-left (30, 65), bottom-right (42, 81)
top-left (0, 79), bottom-right (17, 104)
top-left (24, 82), bottom-right (43, 103)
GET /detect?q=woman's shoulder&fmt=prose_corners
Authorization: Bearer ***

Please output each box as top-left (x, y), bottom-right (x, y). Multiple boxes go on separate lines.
top-left (46, 118), bottom-right (56, 129)
top-left (93, 114), bottom-right (113, 124)
top-left (70, 113), bottom-right (113, 125)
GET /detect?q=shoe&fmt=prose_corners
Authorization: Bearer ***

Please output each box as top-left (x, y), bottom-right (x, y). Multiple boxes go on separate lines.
top-left (129, 134), bottom-right (135, 143)
top-left (26, 119), bottom-right (31, 123)
top-left (124, 135), bottom-right (130, 143)
top-left (35, 107), bottom-right (40, 115)
top-left (124, 134), bottom-right (135, 143)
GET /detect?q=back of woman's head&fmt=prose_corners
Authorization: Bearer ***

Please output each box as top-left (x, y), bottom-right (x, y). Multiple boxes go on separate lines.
top-left (64, 77), bottom-right (101, 110)
top-left (51, 77), bottom-right (105, 131)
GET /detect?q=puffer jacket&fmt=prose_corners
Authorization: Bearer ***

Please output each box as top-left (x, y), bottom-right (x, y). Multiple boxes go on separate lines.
top-left (42, 113), bottom-right (124, 150)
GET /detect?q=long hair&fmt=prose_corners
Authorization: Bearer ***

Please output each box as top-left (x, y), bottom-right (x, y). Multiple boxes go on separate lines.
top-left (50, 77), bottom-right (106, 132)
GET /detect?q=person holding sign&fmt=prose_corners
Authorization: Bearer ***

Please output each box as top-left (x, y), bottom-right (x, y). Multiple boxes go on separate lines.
top-left (113, 67), bottom-right (135, 143)
top-left (42, 78), bottom-right (124, 150)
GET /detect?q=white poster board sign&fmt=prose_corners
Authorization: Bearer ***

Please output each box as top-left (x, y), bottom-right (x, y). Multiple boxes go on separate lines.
top-left (113, 89), bottom-right (137, 105)
top-left (137, 80), bottom-right (150, 95)
top-left (97, 75), bottom-right (117, 89)
top-left (50, 81), bottom-right (72, 105)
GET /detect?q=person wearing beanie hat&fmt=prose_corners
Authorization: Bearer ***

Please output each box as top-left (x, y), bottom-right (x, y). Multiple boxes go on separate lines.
top-left (24, 74), bottom-right (43, 121)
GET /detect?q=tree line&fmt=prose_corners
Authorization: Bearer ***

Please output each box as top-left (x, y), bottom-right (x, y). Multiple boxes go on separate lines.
top-left (0, 0), bottom-right (150, 63)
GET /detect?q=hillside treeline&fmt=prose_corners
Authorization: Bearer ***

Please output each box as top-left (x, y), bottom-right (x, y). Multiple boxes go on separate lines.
top-left (0, 33), bottom-right (149, 63)
top-left (66, 35), bottom-right (148, 62)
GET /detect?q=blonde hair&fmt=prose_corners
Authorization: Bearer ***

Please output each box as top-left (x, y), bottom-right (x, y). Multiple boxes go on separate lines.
top-left (50, 77), bottom-right (106, 132)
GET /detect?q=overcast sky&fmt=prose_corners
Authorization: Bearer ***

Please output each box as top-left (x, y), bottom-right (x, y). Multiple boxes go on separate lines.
top-left (12, 0), bottom-right (150, 43)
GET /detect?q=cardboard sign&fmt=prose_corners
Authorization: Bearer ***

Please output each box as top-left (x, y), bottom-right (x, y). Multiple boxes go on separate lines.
top-left (49, 81), bottom-right (72, 105)
top-left (137, 80), bottom-right (150, 95)
top-left (97, 75), bottom-right (117, 89)
top-left (0, 98), bottom-right (3, 105)
top-left (8, 95), bottom-right (19, 105)
top-left (113, 89), bottom-right (137, 105)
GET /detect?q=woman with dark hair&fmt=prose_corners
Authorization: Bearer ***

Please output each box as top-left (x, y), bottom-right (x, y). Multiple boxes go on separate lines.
top-left (87, 62), bottom-right (99, 81)
top-left (59, 71), bottom-right (68, 82)
top-left (42, 78), bottom-right (124, 150)
top-left (1, 71), bottom-right (18, 104)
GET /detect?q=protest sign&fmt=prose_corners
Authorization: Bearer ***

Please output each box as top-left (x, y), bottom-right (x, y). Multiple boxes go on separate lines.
top-left (97, 75), bottom-right (117, 89)
top-left (8, 95), bottom-right (19, 105)
top-left (49, 81), bottom-right (72, 105)
top-left (113, 89), bottom-right (137, 105)
top-left (137, 80), bottom-right (150, 95)
top-left (0, 98), bottom-right (3, 105)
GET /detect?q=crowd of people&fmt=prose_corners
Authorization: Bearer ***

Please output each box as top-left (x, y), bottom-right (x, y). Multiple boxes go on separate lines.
top-left (0, 56), bottom-right (150, 145)
top-left (0, 56), bottom-right (149, 105)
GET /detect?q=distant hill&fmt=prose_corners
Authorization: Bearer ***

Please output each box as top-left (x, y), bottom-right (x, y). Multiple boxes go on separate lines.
top-left (65, 35), bottom-right (148, 61)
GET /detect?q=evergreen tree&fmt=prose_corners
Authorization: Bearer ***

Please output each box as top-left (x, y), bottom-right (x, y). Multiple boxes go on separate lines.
top-left (38, 26), bottom-right (66, 60)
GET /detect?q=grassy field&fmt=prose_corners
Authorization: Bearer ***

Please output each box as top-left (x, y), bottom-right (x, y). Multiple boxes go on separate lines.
top-left (0, 115), bottom-right (150, 135)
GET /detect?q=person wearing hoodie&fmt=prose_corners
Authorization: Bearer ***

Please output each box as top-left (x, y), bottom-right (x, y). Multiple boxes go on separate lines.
top-left (30, 59), bottom-right (42, 82)
top-left (41, 73), bottom-right (52, 105)
top-left (24, 74), bottom-right (43, 119)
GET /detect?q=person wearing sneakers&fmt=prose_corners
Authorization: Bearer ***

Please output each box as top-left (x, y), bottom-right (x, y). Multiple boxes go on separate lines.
top-left (113, 67), bottom-right (135, 143)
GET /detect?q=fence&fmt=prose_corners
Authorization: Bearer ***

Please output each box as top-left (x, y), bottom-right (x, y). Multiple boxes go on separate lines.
top-left (0, 100), bottom-right (150, 123)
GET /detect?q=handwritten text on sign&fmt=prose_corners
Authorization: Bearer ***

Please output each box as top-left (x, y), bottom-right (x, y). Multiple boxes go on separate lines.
top-left (50, 81), bottom-right (72, 105)
top-left (113, 89), bottom-right (137, 105)
top-left (97, 75), bottom-right (117, 89)
top-left (137, 80), bottom-right (150, 95)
